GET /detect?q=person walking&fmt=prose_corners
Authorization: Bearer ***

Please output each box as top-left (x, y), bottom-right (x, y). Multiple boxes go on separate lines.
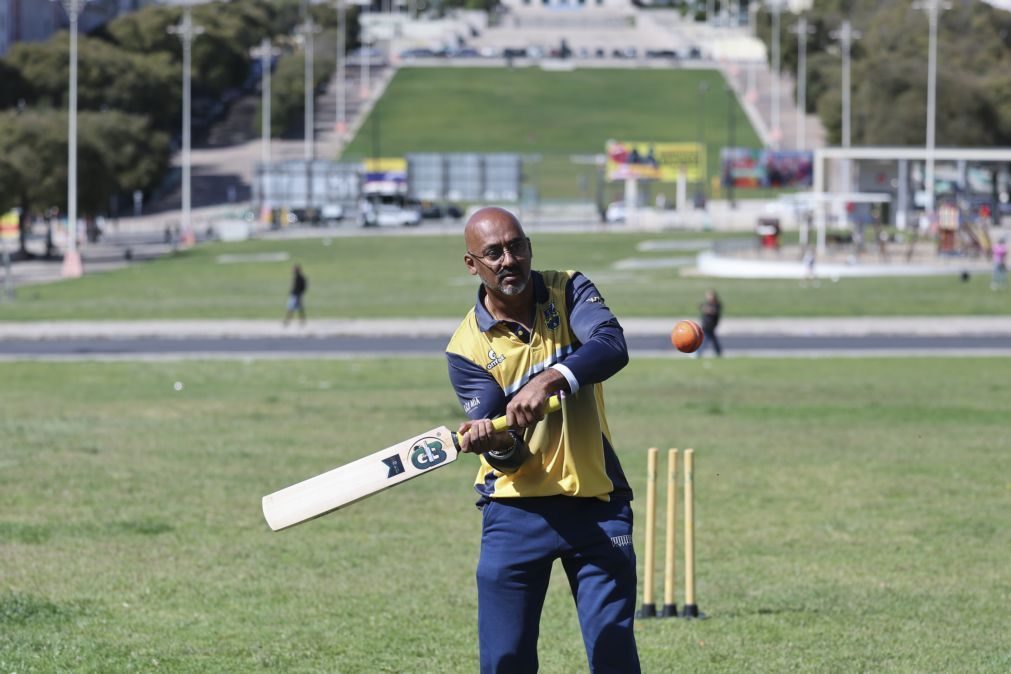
top-left (992, 237), bottom-right (1007, 291)
top-left (446, 207), bottom-right (640, 674)
top-left (697, 289), bottom-right (723, 357)
top-left (282, 264), bottom-right (308, 326)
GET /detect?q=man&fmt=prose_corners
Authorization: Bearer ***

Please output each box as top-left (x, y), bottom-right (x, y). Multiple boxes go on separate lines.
top-left (446, 207), bottom-right (639, 673)
top-left (697, 289), bottom-right (723, 356)
top-left (283, 264), bottom-right (308, 326)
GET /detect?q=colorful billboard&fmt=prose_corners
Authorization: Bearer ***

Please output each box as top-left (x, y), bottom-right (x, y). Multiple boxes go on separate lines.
top-left (363, 157), bottom-right (408, 195)
top-left (721, 149), bottom-right (813, 189)
top-left (606, 141), bottom-right (705, 182)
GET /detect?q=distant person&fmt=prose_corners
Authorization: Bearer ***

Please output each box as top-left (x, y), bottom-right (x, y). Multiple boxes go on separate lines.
top-left (801, 246), bottom-right (819, 287)
top-left (696, 289), bottom-right (723, 357)
top-left (283, 265), bottom-right (308, 326)
top-left (992, 237), bottom-right (1007, 291)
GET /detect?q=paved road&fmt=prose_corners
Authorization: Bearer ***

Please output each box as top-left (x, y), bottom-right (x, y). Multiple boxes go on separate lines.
top-left (2, 333), bottom-right (1008, 360)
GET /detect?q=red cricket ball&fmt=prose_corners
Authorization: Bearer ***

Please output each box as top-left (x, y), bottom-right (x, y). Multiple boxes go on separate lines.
top-left (671, 320), bottom-right (705, 353)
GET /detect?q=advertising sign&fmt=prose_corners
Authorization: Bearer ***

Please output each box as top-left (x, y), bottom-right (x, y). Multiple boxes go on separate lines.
top-left (0, 211), bottom-right (18, 241)
top-left (363, 157), bottom-right (408, 195)
top-left (721, 149), bottom-right (813, 188)
top-left (606, 141), bottom-right (705, 182)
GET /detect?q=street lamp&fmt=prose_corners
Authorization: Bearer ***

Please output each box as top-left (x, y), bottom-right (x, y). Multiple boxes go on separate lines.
top-left (54, 0), bottom-right (92, 278)
top-left (250, 38), bottom-right (280, 167)
top-left (791, 16), bottom-right (816, 151)
top-left (167, 4), bottom-right (203, 248)
top-left (336, 0), bottom-right (347, 137)
top-left (696, 80), bottom-right (709, 204)
top-left (829, 20), bottom-right (860, 193)
top-left (296, 10), bottom-right (321, 162)
top-left (767, 0), bottom-right (784, 148)
top-left (915, 0), bottom-right (950, 214)
top-left (725, 83), bottom-right (736, 208)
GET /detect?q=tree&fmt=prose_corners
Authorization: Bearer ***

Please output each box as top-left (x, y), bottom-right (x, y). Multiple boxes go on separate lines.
top-left (759, 0), bottom-right (1011, 147)
top-left (4, 34), bottom-right (179, 133)
top-left (0, 110), bottom-right (169, 256)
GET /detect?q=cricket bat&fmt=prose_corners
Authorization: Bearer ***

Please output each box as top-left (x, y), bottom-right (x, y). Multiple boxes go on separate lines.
top-left (262, 395), bottom-right (563, 531)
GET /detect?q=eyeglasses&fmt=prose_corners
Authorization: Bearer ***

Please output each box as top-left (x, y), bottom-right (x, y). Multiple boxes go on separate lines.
top-left (468, 238), bottom-right (530, 264)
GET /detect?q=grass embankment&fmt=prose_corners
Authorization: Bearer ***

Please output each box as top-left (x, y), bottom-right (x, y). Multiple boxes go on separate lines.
top-left (340, 67), bottom-right (764, 202)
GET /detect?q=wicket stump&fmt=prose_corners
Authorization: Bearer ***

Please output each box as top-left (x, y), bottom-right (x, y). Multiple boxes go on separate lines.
top-left (637, 447), bottom-right (704, 620)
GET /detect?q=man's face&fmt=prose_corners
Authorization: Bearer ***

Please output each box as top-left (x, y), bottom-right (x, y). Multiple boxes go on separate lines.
top-left (464, 214), bottom-right (532, 297)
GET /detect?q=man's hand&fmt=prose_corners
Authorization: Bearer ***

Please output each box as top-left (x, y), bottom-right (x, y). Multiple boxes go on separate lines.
top-left (457, 419), bottom-right (511, 455)
top-left (506, 370), bottom-right (568, 430)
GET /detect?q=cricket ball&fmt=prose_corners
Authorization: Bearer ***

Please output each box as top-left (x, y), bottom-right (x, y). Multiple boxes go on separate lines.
top-left (671, 320), bottom-right (704, 353)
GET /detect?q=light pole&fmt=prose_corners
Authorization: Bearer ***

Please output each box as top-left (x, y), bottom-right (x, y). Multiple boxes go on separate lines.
top-left (55, 0), bottom-right (91, 278)
top-left (768, 1), bottom-right (783, 148)
top-left (830, 20), bottom-right (859, 193)
top-left (168, 4), bottom-right (203, 248)
top-left (252, 37), bottom-right (277, 167)
top-left (697, 80), bottom-right (709, 204)
top-left (297, 13), bottom-right (320, 162)
top-left (792, 16), bottom-right (815, 151)
top-left (336, 0), bottom-right (347, 136)
top-left (726, 83), bottom-right (736, 208)
top-left (916, 0), bottom-right (949, 214)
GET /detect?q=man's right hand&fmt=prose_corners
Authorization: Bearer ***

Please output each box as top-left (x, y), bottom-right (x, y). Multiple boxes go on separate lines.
top-left (457, 419), bottom-right (506, 455)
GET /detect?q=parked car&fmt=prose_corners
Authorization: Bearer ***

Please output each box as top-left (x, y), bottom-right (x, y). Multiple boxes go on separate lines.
top-left (346, 47), bottom-right (388, 68)
top-left (360, 197), bottom-right (422, 227)
top-left (604, 201), bottom-right (627, 224)
top-left (320, 204), bottom-right (344, 223)
top-left (646, 49), bottom-right (679, 60)
top-left (399, 48), bottom-right (437, 59)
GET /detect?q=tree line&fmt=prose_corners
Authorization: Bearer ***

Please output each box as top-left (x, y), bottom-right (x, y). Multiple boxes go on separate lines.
top-left (0, 0), bottom-right (358, 256)
top-left (755, 0), bottom-right (1011, 148)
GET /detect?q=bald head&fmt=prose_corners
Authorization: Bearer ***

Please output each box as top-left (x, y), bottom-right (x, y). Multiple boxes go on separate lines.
top-left (464, 207), bottom-right (525, 252)
top-left (463, 207), bottom-right (532, 298)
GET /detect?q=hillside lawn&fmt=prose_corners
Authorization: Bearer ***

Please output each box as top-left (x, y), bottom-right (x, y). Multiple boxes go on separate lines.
top-left (0, 232), bottom-right (1007, 321)
top-left (339, 67), bottom-right (764, 202)
top-left (2, 357), bottom-right (1009, 672)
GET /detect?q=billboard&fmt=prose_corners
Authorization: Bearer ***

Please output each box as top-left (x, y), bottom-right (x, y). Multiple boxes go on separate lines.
top-left (255, 161), bottom-right (361, 211)
top-left (407, 153), bottom-right (521, 202)
top-left (606, 141), bottom-right (705, 182)
top-left (721, 149), bottom-right (813, 188)
top-left (363, 157), bottom-right (407, 195)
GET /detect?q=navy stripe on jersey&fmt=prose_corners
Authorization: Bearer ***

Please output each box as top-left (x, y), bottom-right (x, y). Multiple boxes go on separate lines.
top-left (561, 273), bottom-right (629, 388)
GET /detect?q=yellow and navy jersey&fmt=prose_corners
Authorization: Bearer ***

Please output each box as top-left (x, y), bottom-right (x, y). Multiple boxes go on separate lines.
top-left (446, 270), bottom-right (633, 502)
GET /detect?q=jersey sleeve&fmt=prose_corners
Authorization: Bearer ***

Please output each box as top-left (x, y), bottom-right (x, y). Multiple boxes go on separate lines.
top-left (447, 352), bottom-right (508, 420)
top-left (556, 272), bottom-right (629, 389)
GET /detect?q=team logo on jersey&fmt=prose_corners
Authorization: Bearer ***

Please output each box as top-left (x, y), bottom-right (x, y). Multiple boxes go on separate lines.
top-left (410, 438), bottom-right (448, 470)
top-left (382, 454), bottom-right (406, 478)
top-left (587, 295), bottom-right (605, 304)
top-left (543, 303), bottom-right (560, 330)
top-left (463, 397), bottom-right (481, 413)
top-left (486, 349), bottom-right (506, 370)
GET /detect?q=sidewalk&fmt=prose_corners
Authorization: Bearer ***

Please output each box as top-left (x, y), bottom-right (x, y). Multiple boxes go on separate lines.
top-left (1, 316), bottom-right (1010, 340)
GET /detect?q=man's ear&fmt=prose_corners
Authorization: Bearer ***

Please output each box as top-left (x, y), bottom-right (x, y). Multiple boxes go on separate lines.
top-left (464, 254), bottom-right (479, 276)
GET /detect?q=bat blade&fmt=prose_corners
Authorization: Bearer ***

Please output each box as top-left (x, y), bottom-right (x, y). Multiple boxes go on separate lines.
top-left (262, 426), bottom-right (458, 531)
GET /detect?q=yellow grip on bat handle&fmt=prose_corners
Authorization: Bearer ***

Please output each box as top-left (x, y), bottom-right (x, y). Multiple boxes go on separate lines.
top-left (490, 395), bottom-right (563, 433)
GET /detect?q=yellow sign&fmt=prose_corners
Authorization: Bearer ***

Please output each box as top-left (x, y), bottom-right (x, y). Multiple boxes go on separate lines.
top-left (0, 211), bottom-right (18, 241)
top-left (605, 141), bottom-right (705, 182)
top-left (363, 157), bottom-right (407, 173)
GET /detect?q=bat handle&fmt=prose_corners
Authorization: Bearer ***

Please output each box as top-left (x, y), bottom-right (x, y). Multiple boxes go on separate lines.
top-left (490, 394), bottom-right (563, 433)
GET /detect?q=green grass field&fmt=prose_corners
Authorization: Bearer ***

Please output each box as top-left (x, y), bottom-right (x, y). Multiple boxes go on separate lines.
top-left (1, 232), bottom-right (1006, 321)
top-left (2, 357), bottom-right (1009, 672)
top-left (339, 68), bottom-right (763, 201)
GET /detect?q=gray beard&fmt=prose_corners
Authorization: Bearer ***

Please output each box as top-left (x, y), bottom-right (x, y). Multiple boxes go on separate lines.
top-left (487, 277), bottom-right (527, 296)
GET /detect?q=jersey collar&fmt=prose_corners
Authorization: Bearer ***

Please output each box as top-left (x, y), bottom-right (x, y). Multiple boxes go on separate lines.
top-left (474, 271), bottom-right (549, 332)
